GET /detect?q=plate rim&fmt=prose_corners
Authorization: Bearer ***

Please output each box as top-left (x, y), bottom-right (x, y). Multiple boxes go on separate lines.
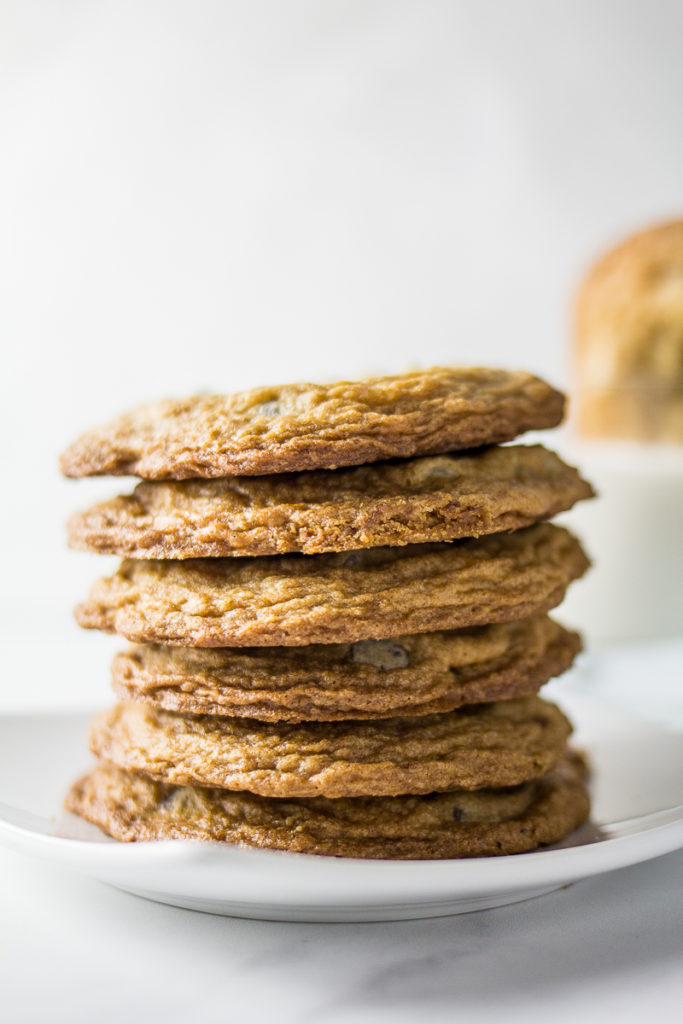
top-left (2, 674), bottom-right (682, 913)
top-left (1, 801), bottom-right (682, 906)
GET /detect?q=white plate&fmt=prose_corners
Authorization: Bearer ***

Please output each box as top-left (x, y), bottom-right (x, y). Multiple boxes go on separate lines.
top-left (1, 642), bottom-right (682, 922)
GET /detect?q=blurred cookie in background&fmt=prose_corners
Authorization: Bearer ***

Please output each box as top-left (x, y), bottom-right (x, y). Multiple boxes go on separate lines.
top-left (575, 218), bottom-right (683, 443)
top-left (559, 219), bottom-right (683, 645)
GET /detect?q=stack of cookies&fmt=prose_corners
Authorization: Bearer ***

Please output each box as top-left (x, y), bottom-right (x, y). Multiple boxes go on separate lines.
top-left (61, 367), bottom-right (594, 859)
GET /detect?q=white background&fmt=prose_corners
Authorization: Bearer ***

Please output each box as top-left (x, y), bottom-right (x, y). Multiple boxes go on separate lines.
top-left (2, 2), bottom-right (683, 709)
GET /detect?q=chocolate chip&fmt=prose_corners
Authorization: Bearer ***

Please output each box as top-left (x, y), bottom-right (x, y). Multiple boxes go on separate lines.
top-left (422, 459), bottom-right (461, 481)
top-left (350, 639), bottom-right (410, 670)
top-left (251, 400), bottom-right (283, 418)
top-left (338, 550), bottom-right (367, 567)
top-left (160, 788), bottom-right (194, 816)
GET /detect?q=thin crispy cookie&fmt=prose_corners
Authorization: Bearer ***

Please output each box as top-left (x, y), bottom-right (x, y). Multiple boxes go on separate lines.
top-left (112, 616), bottom-right (581, 721)
top-left (60, 367), bottom-right (565, 479)
top-left (67, 444), bottom-right (593, 558)
top-left (74, 523), bottom-right (590, 647)
top-left (65, 753), bottom-right (590, 858)
top-left (88, 696), bottom-right (572, 798)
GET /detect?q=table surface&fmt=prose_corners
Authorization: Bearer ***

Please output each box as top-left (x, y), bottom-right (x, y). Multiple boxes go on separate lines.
top-left (2, 842), bottom-right (681, 1024)
top-left (2, 638), bottom-right (682, 1023)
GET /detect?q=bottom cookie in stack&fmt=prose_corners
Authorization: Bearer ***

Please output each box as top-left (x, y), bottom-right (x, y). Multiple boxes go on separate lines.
top-left (66, 753), bottom-right (589, 860)
top-left (66, 678), bottom-right (590, 857)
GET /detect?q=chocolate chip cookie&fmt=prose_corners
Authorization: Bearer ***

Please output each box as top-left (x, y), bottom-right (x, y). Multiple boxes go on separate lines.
top-left (60, 367), bottom-right (565, 479)
top-left (74, 523), bottom-right (589, 647)
top-left (576, 219), bottom-right (683, 442)
top-left (88, 696), bottom-right (571, 798)
top-left (65, 752), bottom-right (590, 858)
top-left (67, 444), bottom-right (593, 558)
top-left (112, 615), bottom-right (580, 721)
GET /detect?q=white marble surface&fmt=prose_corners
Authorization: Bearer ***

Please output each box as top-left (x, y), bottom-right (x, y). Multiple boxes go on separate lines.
top-left (1, 844), bottom-right (681, 1024)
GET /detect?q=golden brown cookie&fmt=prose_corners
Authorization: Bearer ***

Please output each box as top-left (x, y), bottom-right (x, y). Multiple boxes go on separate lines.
top-left (576, 219), bottom-right (683, 442)
top-left (74, 523), bottom-right (589, 647)
top-left (112, 616), bottom-right (580, 722)
top-left (88, 696), bottom-right (572, 798)
top-left (59, 368), bottom-right (565, 479)
top-left (67, 444), bottom-right (593, 559)
top-left (65, 752), bottom-right (590, 858)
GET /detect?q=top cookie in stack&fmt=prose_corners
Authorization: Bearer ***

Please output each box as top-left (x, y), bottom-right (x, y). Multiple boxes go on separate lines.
top-left (60, 367), bottom-right (566, 479)
top-left (63, 367), bottom-right (594, 859)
